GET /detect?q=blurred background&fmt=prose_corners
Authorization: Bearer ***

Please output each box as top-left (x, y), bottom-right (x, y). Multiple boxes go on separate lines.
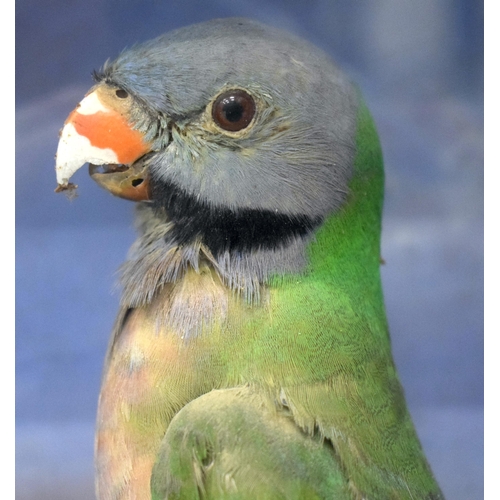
top-left (16, 1), bottom-right (483, 498)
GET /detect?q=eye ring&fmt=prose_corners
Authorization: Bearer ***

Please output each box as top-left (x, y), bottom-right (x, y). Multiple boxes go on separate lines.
top-left (115, 88), bottom-right (129, 99)
top-left (212, 89), bottom-right (256, 132)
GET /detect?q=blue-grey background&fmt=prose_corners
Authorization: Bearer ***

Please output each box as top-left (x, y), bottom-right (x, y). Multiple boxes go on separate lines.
top-left (16, 1), bottom-right (483, 498)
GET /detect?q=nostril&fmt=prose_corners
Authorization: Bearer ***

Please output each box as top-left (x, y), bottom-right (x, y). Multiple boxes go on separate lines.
top-left (131, 178), bottom-right (144, 187)
top-left (115, 89), bottom-right (129, 99)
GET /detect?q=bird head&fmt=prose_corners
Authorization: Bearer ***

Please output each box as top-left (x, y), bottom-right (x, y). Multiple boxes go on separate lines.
top-left (55, 18), bottom-right (360, 300)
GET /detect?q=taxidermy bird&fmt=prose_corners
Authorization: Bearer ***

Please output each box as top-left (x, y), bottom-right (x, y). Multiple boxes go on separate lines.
top-left (55, 17), bottom-right (443, 500)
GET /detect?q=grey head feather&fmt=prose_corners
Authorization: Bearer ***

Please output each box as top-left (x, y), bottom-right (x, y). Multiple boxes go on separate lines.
top-left (99, 18), bottom-right (359, 313)
top-left (102, 17), bottom-right (358, 216)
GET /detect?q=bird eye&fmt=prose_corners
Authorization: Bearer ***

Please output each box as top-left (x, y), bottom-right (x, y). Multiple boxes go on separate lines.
top-left (115, 89), bottom-right (129, 99)
top-left (212, 90), bottom-right (256, 132)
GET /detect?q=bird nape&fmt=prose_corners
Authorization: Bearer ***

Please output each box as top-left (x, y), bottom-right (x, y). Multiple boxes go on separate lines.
top-left (55, 17), bottom-right (444, 500)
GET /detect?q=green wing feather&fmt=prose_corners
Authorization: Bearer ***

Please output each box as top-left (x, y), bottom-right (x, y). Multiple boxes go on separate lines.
top-left (151, 387), bottom-right (348, 500)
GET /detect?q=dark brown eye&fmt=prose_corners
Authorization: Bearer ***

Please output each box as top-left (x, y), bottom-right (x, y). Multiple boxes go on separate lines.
top-left (115, 88), bottom-right (128, 99)
top-left (212, 90), bottom-right (256, 132)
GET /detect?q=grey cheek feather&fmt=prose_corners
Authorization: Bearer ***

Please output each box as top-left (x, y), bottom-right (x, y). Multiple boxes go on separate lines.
top-left (148, 79), bottom-right (357, 217)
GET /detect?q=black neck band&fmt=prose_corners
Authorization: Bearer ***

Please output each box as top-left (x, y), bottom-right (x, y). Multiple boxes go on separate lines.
top-left (150, 178), bottom-right (322, 256)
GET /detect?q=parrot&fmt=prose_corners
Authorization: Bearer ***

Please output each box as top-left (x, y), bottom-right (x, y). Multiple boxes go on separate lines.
top-left (54, 17), bottom-right (444, 500)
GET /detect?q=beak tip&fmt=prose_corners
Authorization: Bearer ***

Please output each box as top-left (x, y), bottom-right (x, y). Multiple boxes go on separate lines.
top-left (55, 164), bottom-right (69, 187)
top-left (55, 182), bottom-right (78, 193)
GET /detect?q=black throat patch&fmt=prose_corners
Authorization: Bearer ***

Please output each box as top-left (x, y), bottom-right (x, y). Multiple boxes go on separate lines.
top-left (151, 177), bottom-right (322, 256)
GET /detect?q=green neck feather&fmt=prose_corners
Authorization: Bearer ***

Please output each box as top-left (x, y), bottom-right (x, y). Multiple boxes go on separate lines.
top-left (310, 97), bottom-right (384, 272)
top-left (305, 97), bottom-right (388, 337)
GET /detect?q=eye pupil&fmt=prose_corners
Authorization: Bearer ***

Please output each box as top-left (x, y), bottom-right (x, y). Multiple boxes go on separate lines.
top-left (212, 90), bottom-right (256, 132)
top-left (115, 89), bottom-right (128, 99)
top-left (223, 100), bottom-right (244, 123)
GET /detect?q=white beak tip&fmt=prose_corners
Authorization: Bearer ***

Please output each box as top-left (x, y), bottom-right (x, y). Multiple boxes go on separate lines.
top-left (55, 182), bottom-right (79, 200)
top-left (54, 121), bottom-right (120, 188)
